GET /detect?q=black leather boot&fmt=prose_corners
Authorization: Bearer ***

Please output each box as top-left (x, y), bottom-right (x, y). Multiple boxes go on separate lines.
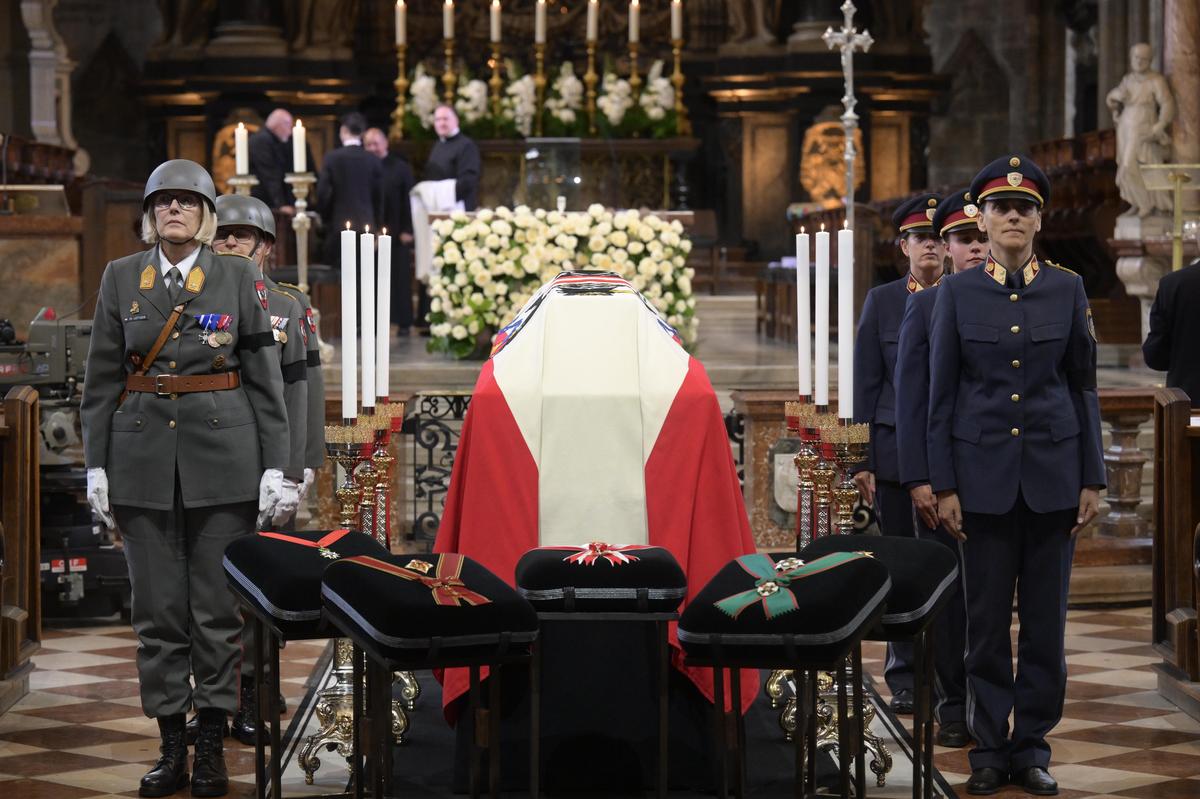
top-left (190, 709), bottom-right (229, 797)
top-left (139, 714), bottom-right (189, 797)
top-left (184, 713), bottom-right (229, 745)
top-left (230, 680), bottom-right (258, 746)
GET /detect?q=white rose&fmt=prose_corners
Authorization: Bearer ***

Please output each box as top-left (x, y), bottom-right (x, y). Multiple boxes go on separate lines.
top-left (610, 230), bottom-right (629, 248)
top-left (468, 319), bottom-right (481, 335)
top-left (454, 272), bottom-right (468, 286)
top-left (638, 224), bottom-right (654, 242)
top-left (476, 270), bottom-right (493, 285)
top-left (653, 297), bottom-right (668, 312)
top-left (632, 275), bottom-right (647, 291)
top-left (594, 221), bottom-right (612, 237)
top-left (432, 322), bottom-right (452, 337)
top-left (664, 291), bottom-right (675, 303)
top-left (659, 261), bottom-right (674, 278)
top-left (611, 249), bottom-right (629, 265)
top-left (587, 236), bottom-right (607, 252)
top-left (675, 300), bottom-right (687, 313)
top-left (485, 234), bottom-right (501, 249)
top-left (451, 325), bottom-right (468, 340)
top-left (637, 258), bottom-right (656, 277)
top-left (685, 267), bottom-right (695, 279)
top-left (493, 220), bottom-right (513, 237)
top-left (588, 203), bottom-right (605, 217)
top-left (431, 298), bottom-right (443, 313)
top-left (450, 210), bottom-right (468, 223)
top-left (628, 240), bottom-right (645, 255)
top-left (681, 239), bottom-right (693, 254)
top-left (677, 276), bottom-right (692, 295)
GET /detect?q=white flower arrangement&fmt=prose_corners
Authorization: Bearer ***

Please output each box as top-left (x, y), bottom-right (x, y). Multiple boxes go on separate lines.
top-left (502, 74), bottom-right (537, 137)
top-left (638, 60), bottom-right (675, 122)
top-left (409, 64), bottom-right (439, 131)
top-left (597, 72), bottom-right (634, 128)
top-left (545, 62), bottom-right (584, 129)
top-left (427, 204), bottom-right (697, 359)
top-left (455, 79), bottom-right (490, 125)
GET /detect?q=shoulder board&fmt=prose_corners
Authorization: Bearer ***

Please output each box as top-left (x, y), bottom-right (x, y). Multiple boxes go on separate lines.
top-left (269, 287), bottom-right (301, 302)
top-left (1045, 260), bottom-right (1077, 276)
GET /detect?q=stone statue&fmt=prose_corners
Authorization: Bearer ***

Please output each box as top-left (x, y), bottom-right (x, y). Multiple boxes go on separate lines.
top-left (154, 0), bottom-right (217, 53)
top-left (1106, 43), bottom-right (1176, 217)
top-left (727, 0), bottom-right (777, 47)
top-left (287, 0), bottom-right (358, 55)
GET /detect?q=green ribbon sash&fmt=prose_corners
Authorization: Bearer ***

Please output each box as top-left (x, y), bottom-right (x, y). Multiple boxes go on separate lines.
top-left (714, 551), bottom-right (866, 620)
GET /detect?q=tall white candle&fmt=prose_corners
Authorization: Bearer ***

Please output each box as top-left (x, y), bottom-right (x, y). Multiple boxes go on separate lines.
top-left (234, 123), bottom-right (248, 175)
top-left (376, 231), bottom-right (392, 399)
top-left (490, 0), bottom-right (501, 43)
top-left (292, 119), bottom-right (306, 173)
top-left (837, 223), bottom-right (854, 419)
top-left (395, 1), bottom-right (406, 46)
top-left (671, 0), bottom-right (682, 40)
top-left (443, 0), bottom-right (454, 39)
top-left (796, 229), bottom-right (811, 398)
top-left (629, 0), bottom-right (639, 43)
top-left (360, 227), bottom-right (376, 410)
top-left (340, 225), bottom-right (357, 421)
top-left (587, 0), bottom-right (599, 41)
top-left (814, 226), bottom-right (830, 407)
top-left (535, 0), bottom-right (546, 44)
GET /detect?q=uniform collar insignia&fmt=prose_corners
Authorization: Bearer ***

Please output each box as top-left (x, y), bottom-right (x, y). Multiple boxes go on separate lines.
top-left (906, 273), bottom-right (942, 294)
top-left (1022, 255), bottom-right (1040, 287)
top-left (139, 264), bottom-right (156, 290)
top-left (185, 267), bottom-right (205, 294)
top-left (984, 254), bottom-right (1007, 286)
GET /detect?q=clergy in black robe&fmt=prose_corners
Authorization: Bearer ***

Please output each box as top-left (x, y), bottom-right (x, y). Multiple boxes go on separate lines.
top-left (316, 112), bottom-right (383, 266)
top-left (424, 105), bottom-right (482, 211)
top-left (365, 127), bottom-right (417, 330)
top-left (249, 108), bottom-right (313, 212)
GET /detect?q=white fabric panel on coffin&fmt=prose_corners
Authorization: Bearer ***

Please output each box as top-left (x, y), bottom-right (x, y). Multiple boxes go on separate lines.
top-left (409, 179), bottom-right (462, 282)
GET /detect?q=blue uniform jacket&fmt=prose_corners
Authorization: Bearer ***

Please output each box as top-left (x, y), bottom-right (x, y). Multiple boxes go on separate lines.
top-left (895, 286), bottom-right (938, 487)
top-left (853, 277), bottom-right (913, 482)
top-left (927, 263), bottom-right (1106, 515)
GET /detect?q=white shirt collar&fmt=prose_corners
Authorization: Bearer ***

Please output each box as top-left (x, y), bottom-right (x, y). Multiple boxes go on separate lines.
top-left (439, 128), bottom-right (461, 141)
top-left (343, 137), bottom-right (363, 147)
top-left (158, 244), bottom-right (202, 283)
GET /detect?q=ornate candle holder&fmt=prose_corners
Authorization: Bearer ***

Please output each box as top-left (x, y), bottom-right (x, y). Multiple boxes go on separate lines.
top-left (488, 44), bottom-right (503, 121)
top-left (810, 409), bottom-right (840, 540)
top-left (324, 422), bottom-right (372, 529)
top-left (584, 41), bottom-right (598, 135)
top-left (389, 43), bottom-right (409, 142)
top-left (628, 41), bottom-right (642, 95)
top-left (670, 38), bottom-right (691, 136)
top-left (227, 173), bottom-right (259, 197)
top-left (442, 38), bottom-right (457, 106)
top-left (786, 399), bottom-right (819, 551)
top-left (534, 42), bottom-right (547, 137)
top-left (822, 421), bottom-right (870, 535)
top-left (284, 171), bottom-right (316, 293)
top-left (356, 410), bottom-right (378, 535)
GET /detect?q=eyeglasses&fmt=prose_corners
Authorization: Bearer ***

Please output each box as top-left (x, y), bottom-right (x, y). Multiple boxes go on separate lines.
top-left (152, 192), bottom-right (201, 211)
top-left (218, 228), bottom-right (259, 244)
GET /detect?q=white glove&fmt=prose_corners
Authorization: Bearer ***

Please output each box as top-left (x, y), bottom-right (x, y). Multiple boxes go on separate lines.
top-left (298, 467), bottom-right (316, 503)
top-left (86, 467), bottom-right (115, 529)
top-left (272, 478), bottom-right (301, 527)
top-left (257, 468), bottom-right (285, 529)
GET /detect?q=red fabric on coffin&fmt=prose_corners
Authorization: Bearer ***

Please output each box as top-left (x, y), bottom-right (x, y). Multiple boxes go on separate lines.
top-left (434, 357), bottom-right (759, 721)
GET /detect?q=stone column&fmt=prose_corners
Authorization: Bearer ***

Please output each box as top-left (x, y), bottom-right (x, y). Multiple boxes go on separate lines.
top-left (1165, 0), bottom-right (1200, 165)
top-left (1098, 0), bottom-right (1129, 131)
top-left (1115, 218), bottom-right (1170, 340)
top-left (19, 0), bottom-right (63, 145)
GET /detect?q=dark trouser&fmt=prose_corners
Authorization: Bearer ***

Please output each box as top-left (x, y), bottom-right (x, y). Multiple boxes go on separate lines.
top-left (391, 243), bottom-right (414, 329)
top-left (916, 517), bottom-right (967, 725)
top-left (416, 282), bottom-right (431, 329)
top-left (959, 494), bottom-right (1075, 772)
top-left (116, 495), bottom-right (258, 718)
top-left (875, 478), bottom-right (915, 697)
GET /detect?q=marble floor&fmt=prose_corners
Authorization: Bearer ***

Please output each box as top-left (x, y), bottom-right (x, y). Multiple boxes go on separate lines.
top-left (3, 606), bottom-right (1197, 797)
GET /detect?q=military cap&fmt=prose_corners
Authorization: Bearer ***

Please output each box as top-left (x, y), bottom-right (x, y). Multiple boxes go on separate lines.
top-left (891, 193), bottom-right (941, 235)
top-left (931, 187), bottom-right (980, 237)
top-left (143, 159), bottom-right (217, 211)
top-left (215, 194), bottom-right (276, 241)
top-left (969, 154), bottom-right (1050, 207)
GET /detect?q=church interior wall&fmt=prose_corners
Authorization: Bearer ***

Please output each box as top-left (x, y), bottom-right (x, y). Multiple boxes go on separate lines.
top-left (0, 2), bottom-right (33, 139)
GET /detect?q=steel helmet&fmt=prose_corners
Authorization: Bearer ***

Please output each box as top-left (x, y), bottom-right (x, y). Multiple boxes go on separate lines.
top-left (143, 159), bottom-right (217, 211)
top-left (215, 194), bottom-right (276, 241)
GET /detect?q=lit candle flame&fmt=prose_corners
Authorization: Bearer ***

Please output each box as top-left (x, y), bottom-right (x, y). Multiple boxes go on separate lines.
top-left (382, 227), bottom-right (388, 235)
top-left (345, 221), bottom-right (351, 230)
top-left (801, 226), bottom-right (805, 234)
top-left (364, 225), bottom-right (370, 233)
top-left (843, 219), bottom-right (849, 229)
top-left (820, 222), bottom-right (826, 232)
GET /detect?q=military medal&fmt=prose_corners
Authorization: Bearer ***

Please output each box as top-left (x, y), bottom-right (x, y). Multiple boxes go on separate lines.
top-left (270, 315), bottom-right (289, 344)
top-left (715, 552), bottom-right (866, 620)
top-left (211, 354), bottom-right (226, 370)
top-left (196, 313), bottom-right (233, 348)
top-left (318, 547), bottom-right (340, 559)
top-left (216, 331), bottom-right (233, 345)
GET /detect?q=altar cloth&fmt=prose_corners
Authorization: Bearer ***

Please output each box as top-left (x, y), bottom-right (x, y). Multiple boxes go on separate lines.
top-left (434, 272), bottom-right (759, 717)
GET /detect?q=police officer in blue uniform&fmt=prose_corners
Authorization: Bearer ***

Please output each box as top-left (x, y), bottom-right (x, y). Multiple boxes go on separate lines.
top-left (853, 192), bottom-right (946, 714)
top-left (894, 187), bottom-right (987, 749)
top-left (928, 155), bottom-right (1105, 795)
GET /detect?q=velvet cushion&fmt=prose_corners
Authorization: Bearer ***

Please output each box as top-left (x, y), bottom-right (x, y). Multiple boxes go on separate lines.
top-left (223, 529), bottom-right (388, 640)
top-left (677, 552), bottom-right (891, 665)
top-left (800, 534), bottom-right (959, 637)
top-left (514, 543), bottom-right (687, 612)
top-left (321, 552), bottom-right (538, 666)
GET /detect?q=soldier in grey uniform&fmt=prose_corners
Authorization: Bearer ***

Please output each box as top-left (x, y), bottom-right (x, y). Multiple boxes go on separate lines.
top-left (81, 160), bottom-right (290, 798)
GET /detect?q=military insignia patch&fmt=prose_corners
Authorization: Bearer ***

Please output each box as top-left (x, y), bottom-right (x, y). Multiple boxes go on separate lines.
top-left (1009, 156), bottom-right (1021, 167)
top-left (185, 268), bottom-right (205, 293)
top-left (305, 307), bottom-right (317, 334)
top-left (925, 208), bottom-right (936, 220)
top-left (1086, 307), bottom-right (1096, 340)
top-left (212, 354), bottom-right (226, 370)
top-left (964, 203), bottom-right (978, 218)
top-left (405, 559), bottom-right (434, 574)
top-left (130, 301), bottom-right (139, 314)
top-left (1007, 171), bottom-right (1023, 187)
top-left (255, 280), bottom-right (269, 310)
top-left (140, 265), bottom-right (156, 290)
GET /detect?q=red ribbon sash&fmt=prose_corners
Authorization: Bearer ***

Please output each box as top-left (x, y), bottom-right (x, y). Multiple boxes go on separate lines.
top-left (259, 528), bottom-right (351, 549)
top-left (342, 554), bottom-right (491, 607)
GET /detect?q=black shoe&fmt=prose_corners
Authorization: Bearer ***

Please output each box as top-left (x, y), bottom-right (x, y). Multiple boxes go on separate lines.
top-left (888, 689), bottom-right (914, 715)
top-left (191, 709), bottom-right (229, 797)
top-left (140, 714), bottom-right (189, 797)
top-left (936, 720), bottom-right (970, 748)
top-left (230, 681), bottom-right (257, 747)
top-left (965, 767), bottom-right (1006, 795)
top-left (1015, 766), bottom-right (1058, 796)
top-left (184, 714), bottom-right (229, 746)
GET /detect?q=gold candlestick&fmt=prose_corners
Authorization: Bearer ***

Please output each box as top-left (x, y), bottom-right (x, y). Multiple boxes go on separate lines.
top-left (534, 42), bottom-right (547, 137)
top-left (488, 44), bottom-right (503, 122)
top-left (226, 174), bottom-right (259, 196)
top-left (786, 399), bottom-right (818, 551)
top-left (810, 409), bottom-right (839, 540)
top-left (628, 41), bottom-right (642, 95)
top-left (284, 171), bottom-right (316, 293)
top-left (443, 38), bottom-right (457, 106)
top-left (324, 424), bottom-right (368, 529)
top-left (585, 41), bottom-right (598, 135)
top-left (390, 43), bottom-right (409, 142)
top-left (670, 38), bottom-right (691, 136)
top-left (823, 422), bottom-right (870, 535)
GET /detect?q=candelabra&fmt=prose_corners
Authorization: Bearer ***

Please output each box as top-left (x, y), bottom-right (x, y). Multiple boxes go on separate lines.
top-left (227, 174), bottom-right (259, 197)
top-left (823, 421), bottom-right (870, 535)
top-left (325, 422), bottom-right (371, 528)
top-left (810, 410), bottom-right (840, 540)
top-left (284, 171), bottom-right (316, 293)
top-left (584, 41), bottom-right (598, 135)
top-left (628, 41), bottom-right (642, 95)
top-left (786, 400), bottom-right (819, 551)
top-left (443, 38), bottom-right (457, 106)
top-left (534, 42), bottom-right (547, 137)
top-left (389, 43), bottom-right (409, 142)
top-left (488, 44), bottom-right (503, 122)
top-left (670, 39), bottom-right (691, 136)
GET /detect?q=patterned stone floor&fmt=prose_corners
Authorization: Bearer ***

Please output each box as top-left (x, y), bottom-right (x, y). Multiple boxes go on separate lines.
top-left (2, 605), bottom-right (1196, 797)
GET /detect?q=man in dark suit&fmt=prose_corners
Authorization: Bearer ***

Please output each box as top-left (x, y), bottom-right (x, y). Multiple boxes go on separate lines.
top-left (424, 105), bottom-right (481, 211)
top-left (853, 192), bottom-right (946, 715)
top-left (249, 108), bottom-right (312, 215)
top-left (316, 112), bottom-right (383, 266)
top-left (1143, 257), bottom-right (1200, 403)
top-left (364, 127), bottom-right (416, 333)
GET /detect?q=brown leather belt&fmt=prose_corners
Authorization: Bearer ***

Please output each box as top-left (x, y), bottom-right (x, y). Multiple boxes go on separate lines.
top-left (125, 372), bottom-right (241, 396)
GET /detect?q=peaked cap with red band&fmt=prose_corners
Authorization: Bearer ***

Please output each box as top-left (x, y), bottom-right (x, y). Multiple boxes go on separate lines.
top-left (970, 154), bottom-right (1050, 208)
top-left (932, 187), bottom-right (979, 237)
top-left (891, 192), bottom-right (941, 235)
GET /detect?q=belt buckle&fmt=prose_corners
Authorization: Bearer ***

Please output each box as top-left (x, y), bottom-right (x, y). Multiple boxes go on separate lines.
top-left (154, 374), bottom-right (171, 397)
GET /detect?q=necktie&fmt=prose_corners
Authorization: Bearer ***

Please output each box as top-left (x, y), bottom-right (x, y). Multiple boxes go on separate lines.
top-left (167, 267), bottom-right (183, 303)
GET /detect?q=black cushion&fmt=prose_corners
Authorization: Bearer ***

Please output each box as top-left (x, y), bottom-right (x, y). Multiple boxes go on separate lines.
top-left (223, 528), bottom-right (388, 640)
top-left (321, 552), bottom-right (538, 666)
top-left (800, 534), bottom-right (959, 637)
top-left (677, 552), bottom-right (891, 665)
top-left (515, 543), bottom-right (687, 612)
